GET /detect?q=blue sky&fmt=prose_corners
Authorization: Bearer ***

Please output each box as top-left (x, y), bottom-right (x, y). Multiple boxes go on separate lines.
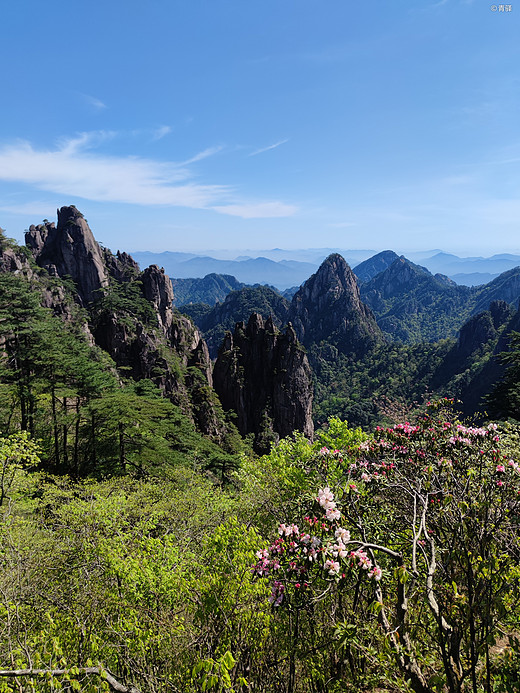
top-left (0, 0), bottom-right (519, 254)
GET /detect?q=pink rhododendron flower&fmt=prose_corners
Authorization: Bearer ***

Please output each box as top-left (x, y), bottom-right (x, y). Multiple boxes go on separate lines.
top-left (335, 527), bottom-right (351, 544)
top-left (324, 559), bottom-right (340, 575)
top-left (326, 507), bottom-right (341, 521)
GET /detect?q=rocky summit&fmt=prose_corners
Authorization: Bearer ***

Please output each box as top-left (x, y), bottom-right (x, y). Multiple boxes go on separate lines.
top-left (288, 253), bottom-right (381, 355)
top-left (213, 313), bottom-right (314, 454)
top-left (25, 206), bottom-right (109, 305)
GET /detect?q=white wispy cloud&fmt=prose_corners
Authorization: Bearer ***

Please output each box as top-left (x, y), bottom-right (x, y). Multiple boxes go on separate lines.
top-left (0, 200), bottom-right (58, 217)
top-left (181, 145), bottom-right (224, 165)
top-left (249, 139), bottom-right (289, 156)
top-left (151, 125), bottom-right (172, 141)
top-left (0, 134), bottom-right (296, 218)
top-left (78, 93), bottom-right (107, 111)
top-left (212, 201), bottom-right (297, 218)
top-left (328, 221), bottom-right (358, 229)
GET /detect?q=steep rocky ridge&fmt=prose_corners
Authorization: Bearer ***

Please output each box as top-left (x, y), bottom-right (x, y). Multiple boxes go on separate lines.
top-left (428, 300), bottom-right (516, 415)
top-left (287, 254), bottom-right (381, 355)
top-left (20, 207), bottom-right (221, 436)
top-left (471, 267), bottom-right (520, 316)
top-left (213, 313), bottom-right (314, 453)
top-left (353, 250), bottom-right (400, 282)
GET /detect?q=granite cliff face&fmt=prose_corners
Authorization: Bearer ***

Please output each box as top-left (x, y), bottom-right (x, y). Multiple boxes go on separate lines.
top-left (25, 206), bottom-right (109, 305)
top-left (288, 253), bottom-right (381, 355)
top-left (21, 207), bottom-right (220, 436)
top-left (213, 313), bottom-right (314, 453)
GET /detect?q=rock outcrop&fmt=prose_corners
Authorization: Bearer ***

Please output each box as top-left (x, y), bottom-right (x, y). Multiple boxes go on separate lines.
top-left (104, 249), bottom-right (140, 283)
top-left (141, 264), bottom-right (175, 332)
top-left (288, 254), bottom-right (381, 355)
top-left (213, 313), bottom-right (314, 453)
top-left (21, 206), bottom-right (221, 437)
top-left (25, 206), bottom-right (108, 305)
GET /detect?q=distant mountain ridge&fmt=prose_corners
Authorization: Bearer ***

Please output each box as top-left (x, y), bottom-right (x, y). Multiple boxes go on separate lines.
top-left (131, 251), bottom-right (319, 290)
top-left (131, 248), bottom-right (520, 289)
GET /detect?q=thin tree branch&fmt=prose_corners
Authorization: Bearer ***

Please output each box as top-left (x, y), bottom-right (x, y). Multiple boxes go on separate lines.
top-left (0, 667), bottom-right (142, 693)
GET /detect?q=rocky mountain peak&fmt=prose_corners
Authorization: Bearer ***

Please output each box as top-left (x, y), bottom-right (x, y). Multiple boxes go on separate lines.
top-left (376, 257), bottom-right (429, 295)
top-left (25, 205), bottom-right (108, 305)
top-left (353, 250), bottom-right (401, 282)
top-left (288, 253), bottom-right (381, 354)
top-left (213, 312), bottom-right (314, 453)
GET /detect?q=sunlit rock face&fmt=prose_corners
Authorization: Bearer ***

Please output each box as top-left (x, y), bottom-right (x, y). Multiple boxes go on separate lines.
top-left (25, 206), bottom-right (109, 305)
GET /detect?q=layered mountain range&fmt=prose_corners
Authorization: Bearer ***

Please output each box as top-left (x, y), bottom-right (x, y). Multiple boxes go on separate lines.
top-left (2, 205), bottom-right (519, 453)
top-left (182, 250), bottom-right (520, 348)
top-left (1, 206), bottom-right (316, 453)
top-left (177, 247), bottom-right (520, 425)
top-left (132, 247), bottom-right (520, 290)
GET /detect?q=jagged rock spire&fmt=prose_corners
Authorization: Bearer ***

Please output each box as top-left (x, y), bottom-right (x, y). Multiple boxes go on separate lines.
top-left (213, 313), bottom-right (314, 453)
top-left (25, 206), bottom-right (108, 305)
top-left (288, 253), bottom-right (381, 355)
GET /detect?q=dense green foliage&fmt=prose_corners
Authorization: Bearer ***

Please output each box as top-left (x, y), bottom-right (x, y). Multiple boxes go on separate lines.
top-left (0, 405), bottom-right (519, 692)
top-left (311, 340), bottom-right (452, 428)
top-left (172, 273), bottom-right (245, 307)
top-left (182, 285), bottom-right (289, 357)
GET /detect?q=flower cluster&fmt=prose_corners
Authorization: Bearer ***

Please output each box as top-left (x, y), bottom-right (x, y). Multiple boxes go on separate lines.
top-left (253, 487), bottom-right (382, 607)
top-left (317, 486), bottom-right (341, 520)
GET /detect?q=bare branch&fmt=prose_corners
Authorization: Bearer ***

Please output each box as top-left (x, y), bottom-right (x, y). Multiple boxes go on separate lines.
top-left (0, 666), bottom-right (142, 693)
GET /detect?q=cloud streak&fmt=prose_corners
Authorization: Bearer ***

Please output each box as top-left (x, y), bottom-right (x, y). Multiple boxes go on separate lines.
top-left (0, 134), bottom-right (296, 219)
top-left (151, 125), bottom-right (172, 141)
top-left (79, 93), bottom-right (107, 111)
top-left (249, 139), bottom-right (289, 156)
top-left (212, 201), bottom-right (297, 218)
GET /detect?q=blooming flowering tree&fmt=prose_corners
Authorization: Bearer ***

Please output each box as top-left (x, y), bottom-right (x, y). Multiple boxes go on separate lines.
top-left (254, 401), bottom-right (520, 693)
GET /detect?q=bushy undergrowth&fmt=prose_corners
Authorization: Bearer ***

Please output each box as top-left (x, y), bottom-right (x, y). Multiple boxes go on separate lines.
top-left (0, 402), bottom-right (519, 692)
